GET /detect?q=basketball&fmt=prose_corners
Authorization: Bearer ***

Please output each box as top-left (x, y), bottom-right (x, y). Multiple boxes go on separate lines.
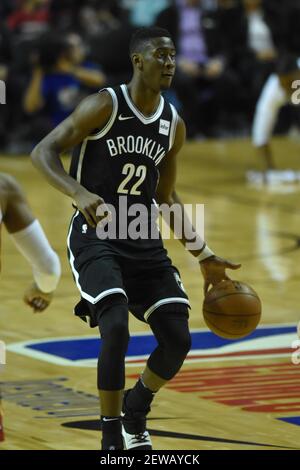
top-left (203, 280), bottom-right (261, 340)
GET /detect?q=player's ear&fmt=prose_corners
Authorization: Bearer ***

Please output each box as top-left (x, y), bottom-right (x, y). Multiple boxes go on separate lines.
top-left (132, 53), bottom-right (143, 71)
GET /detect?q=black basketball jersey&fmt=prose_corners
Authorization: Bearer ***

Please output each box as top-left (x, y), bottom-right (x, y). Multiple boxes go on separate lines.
top-left (69, 84), bottom-right (179, 252)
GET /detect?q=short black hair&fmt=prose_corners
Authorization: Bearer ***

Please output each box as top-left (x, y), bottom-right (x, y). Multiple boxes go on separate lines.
top-left (276, 53), bottom-right (300, 76)
top-left (129, 27), bottom-right (173, 55)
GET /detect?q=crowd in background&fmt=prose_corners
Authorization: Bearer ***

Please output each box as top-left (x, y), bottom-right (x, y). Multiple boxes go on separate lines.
top-left (0, 0), bottom-right (300, 154)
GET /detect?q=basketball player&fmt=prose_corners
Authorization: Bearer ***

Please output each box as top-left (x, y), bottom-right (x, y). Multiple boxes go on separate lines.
top-left (251, 55), bottom-right (300, 177)
top-left (31, 27), bottom-right (241, 450)
top-left (0, 172), bottom-right (61, 441)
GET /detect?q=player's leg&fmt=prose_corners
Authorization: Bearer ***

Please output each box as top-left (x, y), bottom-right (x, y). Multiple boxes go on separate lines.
top-left (68, 214), bottom-right (131, 449)
top-left (144, 307), bottom-right (191, 388)
top-left (0, 174), bottom-right (59, 442)
top-left (0, 173), bottom-right (60, 308)
top-left (122, 306), bottom-right (191, 449)
top-left (0, 173), bottom-right (35, 232)
top-left (96, 294), bottom-right (130, 450)
top-left (122, 264), bottom-right (191, 449)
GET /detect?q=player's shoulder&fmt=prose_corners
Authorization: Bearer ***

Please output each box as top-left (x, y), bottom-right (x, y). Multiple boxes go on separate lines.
top-left (164, 99), bottom-right (185, 128)
top-left (176, 114), bottom-right (185, 131)
top-left (174, 114), bottom-right (186, 140)
top-left (164, 112), bottom-right (186, 156)
top-left (71, 89), bottom-right (115, 132)
top-left (76, 89), bottom-right (113, 117)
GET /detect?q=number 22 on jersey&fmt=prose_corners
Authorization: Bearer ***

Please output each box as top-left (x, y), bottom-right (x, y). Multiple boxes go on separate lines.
top-left (117, 163), bottom-right (147, 195)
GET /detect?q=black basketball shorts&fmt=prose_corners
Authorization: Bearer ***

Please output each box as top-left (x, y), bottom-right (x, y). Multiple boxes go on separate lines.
top-left (67, 211), bottom-right (190, 326)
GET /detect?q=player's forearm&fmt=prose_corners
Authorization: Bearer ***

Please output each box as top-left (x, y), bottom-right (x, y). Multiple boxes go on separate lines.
top-left (163, 191), bottom-right (214, 260)
top-left (31, 144), bottom-right (83, 199)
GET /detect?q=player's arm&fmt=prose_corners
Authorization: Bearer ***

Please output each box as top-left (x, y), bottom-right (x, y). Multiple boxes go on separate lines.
top-left (31, 91), bottom-right (113, 227)
top-left (156, 117), bottom-right (240, 292)
top-left (0, 173), bottom-right (61, 312)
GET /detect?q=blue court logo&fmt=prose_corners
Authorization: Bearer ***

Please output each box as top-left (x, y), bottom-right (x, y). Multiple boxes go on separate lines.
top-left (6, 324), bottom-right (298, 368)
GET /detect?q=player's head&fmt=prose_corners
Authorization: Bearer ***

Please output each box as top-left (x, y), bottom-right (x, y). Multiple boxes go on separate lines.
top-left (277, 54), bottom-right (300, 91)
top-left (129, 27), bottom-right (176, 92)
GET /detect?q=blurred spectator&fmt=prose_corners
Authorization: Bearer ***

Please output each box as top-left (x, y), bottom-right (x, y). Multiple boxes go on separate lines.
top-left (6, 0), bottom-right (51, 80)
top-left (251, 54), bottom-right (300, 173)
top-left (287, 0), bottom-right (300, 54)
top-left (244, 0), bottom-right (277, 62)
top-left (87, 2), bottom-right (132, 87)
top-left (0, 0), bottom-right (298, 153)
top-left (121, 0), bottom-right (171, 27)
top-left (234, 0), bottom-right (285, 112)
top-left (0, 23), bottom-right (11, 81)
top-left (23, 32), bottom-right (106, 137)
top-left (7, 0), bottom-right (51, 41)
top-left (0, 21), bottom-right (13, 148)
top-left (49, 0), bottom-right (84, 32)
top-left (156, 0), bottom-right (243, 137)
top-left (0, 0), bottom-right (17, 19)
top-left (78, 0), bottom-right (122, 39)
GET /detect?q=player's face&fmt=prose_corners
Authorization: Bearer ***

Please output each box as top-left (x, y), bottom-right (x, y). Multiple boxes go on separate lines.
top-left (142, 38), bottom-right (176, 91)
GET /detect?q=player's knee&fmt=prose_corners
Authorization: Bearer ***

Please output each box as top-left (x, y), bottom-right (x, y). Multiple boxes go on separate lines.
top-left (180, 331), bottom-right (192, 357)
top-left (110, 320), bottom-right (129, 348)
top-left (98, 299), bottom-right (130, 351)
top-left (167, 329), bottom-right (191, 360)
top-left (101, 318), bottom-right (129, 347)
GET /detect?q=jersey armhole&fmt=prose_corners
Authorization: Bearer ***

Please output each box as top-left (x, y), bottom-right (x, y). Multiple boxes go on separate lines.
top-left (75, 88), bottom-right (119, 183)
top-left (87, 88), bottom-right (119, 139)
top-left (168, 104), bottom-right (179, 152)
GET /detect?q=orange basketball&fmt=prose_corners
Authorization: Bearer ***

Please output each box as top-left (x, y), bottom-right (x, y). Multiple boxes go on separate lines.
top-left (203, 280), bottom-right (261, 340)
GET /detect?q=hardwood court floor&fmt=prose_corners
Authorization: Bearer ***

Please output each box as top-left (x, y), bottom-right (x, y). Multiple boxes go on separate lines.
top-left (1, 136), bottom-right (300, 450)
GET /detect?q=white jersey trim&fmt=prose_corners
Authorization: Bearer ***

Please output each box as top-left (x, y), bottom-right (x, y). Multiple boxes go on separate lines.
top-left (169, 104), bottom-right (179, 151)
top-left (76, 88), bottom-right (118, 182)
top-left (144, 297), bottom-right (190, 322)
top-left (120, 84), bottom-right (164, 124)
top-left (67, 211), bottom-right (128, 304)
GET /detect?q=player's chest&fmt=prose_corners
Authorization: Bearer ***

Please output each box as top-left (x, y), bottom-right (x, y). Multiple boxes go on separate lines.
top-left (105, 133), bottom-right (168, 167)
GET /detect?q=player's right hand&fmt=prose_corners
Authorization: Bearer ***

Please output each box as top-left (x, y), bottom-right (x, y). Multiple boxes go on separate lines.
top-left (73, 187), bottom-right (111, 228)
top-left (200, 255), bottom-right (241, 294)
top-left (23, 282), bottom-right (53, 313)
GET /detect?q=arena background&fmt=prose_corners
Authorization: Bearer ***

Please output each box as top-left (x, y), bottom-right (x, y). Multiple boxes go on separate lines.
top-left (1, 0), bottom-right (300, 451)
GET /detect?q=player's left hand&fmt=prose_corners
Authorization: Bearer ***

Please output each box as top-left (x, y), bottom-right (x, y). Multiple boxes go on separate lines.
top-left (200, 256), bottom-right (241, 294)
top-left (23, 282), bottom-right (54, 313)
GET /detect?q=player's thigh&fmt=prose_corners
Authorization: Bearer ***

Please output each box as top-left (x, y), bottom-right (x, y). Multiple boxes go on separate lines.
top-left (126, 266), bottom-right (190, 324)
top-left (68, 212), bottom-right (126, 302)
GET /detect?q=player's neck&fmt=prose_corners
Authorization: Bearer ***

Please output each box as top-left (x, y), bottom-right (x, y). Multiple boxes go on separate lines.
top-left (126, 79), bottom-right (161, 117)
